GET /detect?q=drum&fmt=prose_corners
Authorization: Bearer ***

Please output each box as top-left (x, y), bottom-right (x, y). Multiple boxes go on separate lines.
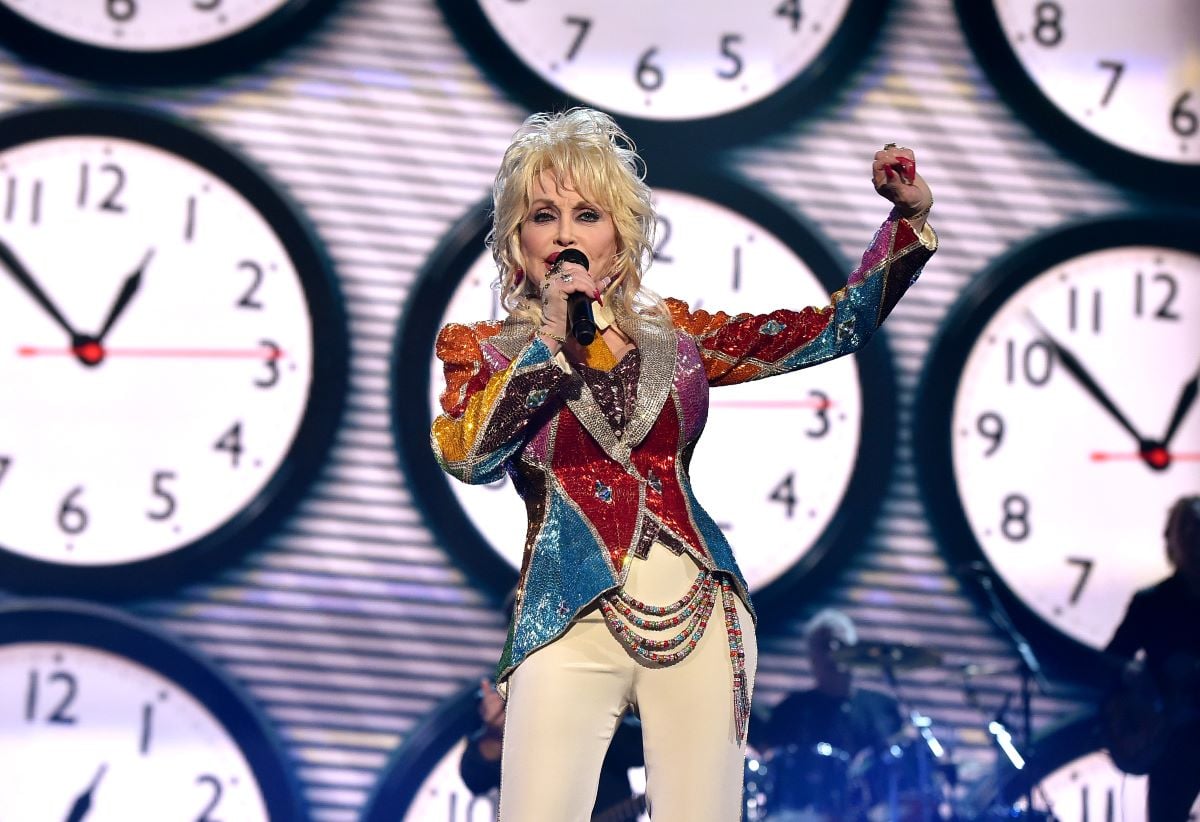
top-left (850, 739), bottom-right (948, 821)
top-left (749, 742), bottom-right (855, 822)
top-left (970, 712), bottom-right (1200, 821)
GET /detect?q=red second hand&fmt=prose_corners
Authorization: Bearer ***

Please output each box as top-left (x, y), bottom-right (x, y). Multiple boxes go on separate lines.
top-left (709, 399), bottom-right (836, 410)
top-left (1090, 451), bottom-right (1200, 462)
top-left (17, 346), bottom-right (284, 359)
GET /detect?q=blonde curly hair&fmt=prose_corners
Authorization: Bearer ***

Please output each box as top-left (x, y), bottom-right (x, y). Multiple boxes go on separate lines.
top-left (488, 108), bottom-right (668, 328)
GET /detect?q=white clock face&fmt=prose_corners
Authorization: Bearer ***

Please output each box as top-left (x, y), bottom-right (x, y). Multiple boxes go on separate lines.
top-left (0, 0), bottom-right (294, 51)
top-left (476, 0), bottom-right (855, 121)
top-left (1015, 750), bottom-right (1200, 820)
top-left (990, 0), bottom-right (1200, 165)
top-left (951, 244), bottom-right (1200, 649)
top-left (399, 739), bottom-right (497, 822)
top-left (0, 131), bottom-right (316, 567)
top-left (0, 641), bottom-right (271, 821)
top-left (376, 720), bottom-right (642, 822)
top-left (429, 189), bottom-right (867, 594)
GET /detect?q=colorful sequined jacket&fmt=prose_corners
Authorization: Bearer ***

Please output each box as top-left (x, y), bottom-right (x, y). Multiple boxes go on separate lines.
top-left (431, 213), bottom-right (936, 684)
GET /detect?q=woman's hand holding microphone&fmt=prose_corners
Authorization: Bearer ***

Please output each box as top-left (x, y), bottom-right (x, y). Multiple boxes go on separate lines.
top-left (537, 250), bottom-right (601, 351)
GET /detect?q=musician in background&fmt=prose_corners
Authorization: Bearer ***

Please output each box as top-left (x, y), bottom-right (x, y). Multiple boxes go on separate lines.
top-left (459, 677), bottom-right (646, 822)
top-left (459, 587), bottom-right (647, 820)
top-left (750, 610), bottom-right (906, 819)
top-left (1105, 495), bottom-right (1200, 821)
top-left (756, 609), bottom-right (903, 757)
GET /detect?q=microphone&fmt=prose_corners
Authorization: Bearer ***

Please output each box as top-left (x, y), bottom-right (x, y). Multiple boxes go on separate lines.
top-left (556, 248), bottom-right (596, 345)
top-left (957, 560), bottom-right (991, 577)
top-left (957, 560), bottom-right (995, 591)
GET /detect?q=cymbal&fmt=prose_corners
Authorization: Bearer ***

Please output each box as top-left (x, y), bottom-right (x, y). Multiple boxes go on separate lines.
top-left (945, 662), bottom-right (1021, 678)
top-left (832, 641), bottom-right (942, 670)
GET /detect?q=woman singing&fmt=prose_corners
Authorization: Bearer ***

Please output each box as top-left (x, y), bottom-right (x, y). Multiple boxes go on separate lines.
top-left (430, 108), bottom-right (936, 822)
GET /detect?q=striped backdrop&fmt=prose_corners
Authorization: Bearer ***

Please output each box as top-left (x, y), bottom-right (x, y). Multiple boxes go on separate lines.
top-left (0, 0), bottom-right (1149, 818)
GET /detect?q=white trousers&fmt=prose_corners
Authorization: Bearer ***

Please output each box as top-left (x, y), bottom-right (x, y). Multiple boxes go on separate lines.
top-left (499, 543), bottom-right (758, 822)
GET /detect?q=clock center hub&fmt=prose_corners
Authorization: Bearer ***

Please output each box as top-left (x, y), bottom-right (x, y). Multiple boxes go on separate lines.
top-left (1143, 444), bottom-right (1171, 471)
top-left (74, 337), bottom-right (105, 367)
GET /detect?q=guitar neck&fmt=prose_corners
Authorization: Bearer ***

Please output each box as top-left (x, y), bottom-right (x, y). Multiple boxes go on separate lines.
top-left (592, 792), bottom-right (646, 822)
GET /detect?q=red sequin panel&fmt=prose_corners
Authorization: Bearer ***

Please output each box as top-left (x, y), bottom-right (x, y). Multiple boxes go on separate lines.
top-left (876, 218), bottom-right (926, 323)
top-left (665, 299), bottom-right (834, 385)
top-left (552, 411), bottom-right (641, 572)
top-left (631, 402), bottom-right (706, 557)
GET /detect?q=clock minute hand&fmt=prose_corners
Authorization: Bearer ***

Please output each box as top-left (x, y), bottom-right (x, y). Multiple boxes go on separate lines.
top-left (1161, 364), bottom-right (1199, 449)
top-left (1027, 314), bottom-right (1146, 444)
top-left (96, 249), bottom-right (153, 343)
top-left (0, 236), bottom-right (80, 339)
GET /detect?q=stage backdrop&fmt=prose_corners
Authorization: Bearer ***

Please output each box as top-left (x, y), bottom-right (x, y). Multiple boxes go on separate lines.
top-left (0, 0), bottom-right (1196, 819)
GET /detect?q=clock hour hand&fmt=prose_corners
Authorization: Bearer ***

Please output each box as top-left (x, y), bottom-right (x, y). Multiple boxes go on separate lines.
top-left (96, 249), bottom-right (153, 343)
top-left (0, 236), bottom-right (81, 340)
top-left (63, 763), bottom-right (107, 822)
top-left (1027, 314), bottom-right (1148, 446)
top-left (1161, 363), bottom-right (1199, 449)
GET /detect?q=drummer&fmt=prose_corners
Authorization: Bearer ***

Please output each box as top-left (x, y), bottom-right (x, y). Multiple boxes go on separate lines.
top-left (754, 609), bottom-right (903, 760)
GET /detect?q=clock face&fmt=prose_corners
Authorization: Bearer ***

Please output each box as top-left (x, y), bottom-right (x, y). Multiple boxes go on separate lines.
top-left (0, 104), bottom-right (346, 594)
top-left (917, 216), bottom-right (1200, 664)
top-left (987, 716), bottom-right (1200, 820)
top-left (362, 685), bottom-right (492, 822)
top-left (438, 0), bottom-right (886, 144)
top-left (1016, 752), bottom-right (1182, 820)
top-left (395, 172), bottom-right (895, 614)
top-left (393, 739), bottom-right (495, 822)
top-left (0, 601), bottom-right (303, 821)
top-left (957, 0), bottom-right (1200, 193)
top-left (0, 0), bottom-right (338, 81)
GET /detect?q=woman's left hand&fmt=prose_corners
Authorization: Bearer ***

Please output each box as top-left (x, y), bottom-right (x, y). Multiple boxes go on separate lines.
top-left (872, 145), bottom-right (933, 230)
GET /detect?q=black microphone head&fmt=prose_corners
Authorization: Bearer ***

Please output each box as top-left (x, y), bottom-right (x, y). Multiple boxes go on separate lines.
top-left (556, 248), bottom-right (589, 270)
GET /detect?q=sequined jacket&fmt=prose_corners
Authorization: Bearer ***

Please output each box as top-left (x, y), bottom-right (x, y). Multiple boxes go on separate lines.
top-left (431, 213), bottom-right (936, 684)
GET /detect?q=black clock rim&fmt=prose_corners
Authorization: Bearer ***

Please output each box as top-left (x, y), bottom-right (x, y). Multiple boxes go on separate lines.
top-left (391, 162), bottom-right (898, 620)
top-left (435, 0), bottom-right (888, 149)
top-left (914, 211), bottom-right (1200, 683)
top-left (0, 0), bottom-right (341, 84)
top-left (360, 683), bottom-right (482, 821)
top-left (955, 0), bottom-right (1200, 198)
top-left (0, 598), bottom-right (308, 821)
top-left (0, 100), bottom-right (348, 598)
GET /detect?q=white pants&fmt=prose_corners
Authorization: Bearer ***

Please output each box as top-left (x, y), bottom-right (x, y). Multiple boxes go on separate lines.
top-left (499, 544), bottom-right (758, 822)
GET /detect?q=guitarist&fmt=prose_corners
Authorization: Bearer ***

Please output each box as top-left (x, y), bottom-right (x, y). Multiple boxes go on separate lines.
top-left (1104, 495), bottom-right (1200, 821)
top-left (459, 677), bottom-right (646, 821)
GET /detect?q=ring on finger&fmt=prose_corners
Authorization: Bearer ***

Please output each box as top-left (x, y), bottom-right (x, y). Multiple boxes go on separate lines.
top-left (559, 272), bottom-right (573, 283)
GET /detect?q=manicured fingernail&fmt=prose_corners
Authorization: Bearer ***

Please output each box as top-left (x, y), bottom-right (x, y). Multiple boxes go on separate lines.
top-left (595, 291), bottom-right (603, 306)
top-left (884, 166), bottom-right (895, 180)
top-left (895, 156), bottom-right (916, 183)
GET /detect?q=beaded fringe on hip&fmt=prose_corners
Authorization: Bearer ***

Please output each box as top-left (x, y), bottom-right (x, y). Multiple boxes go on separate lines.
top-left (598, 569), bottom-right (750, 742)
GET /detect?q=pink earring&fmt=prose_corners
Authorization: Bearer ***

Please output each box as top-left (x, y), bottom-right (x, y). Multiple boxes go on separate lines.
top-left (513, 267), bottom-right (525, 287)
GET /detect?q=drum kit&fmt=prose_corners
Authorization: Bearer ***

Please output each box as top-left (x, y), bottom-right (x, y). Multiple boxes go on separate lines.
top-left (741, 549), bottom-right (1190, 822)
top-left (743, 640), bottom-right (1058, 822)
